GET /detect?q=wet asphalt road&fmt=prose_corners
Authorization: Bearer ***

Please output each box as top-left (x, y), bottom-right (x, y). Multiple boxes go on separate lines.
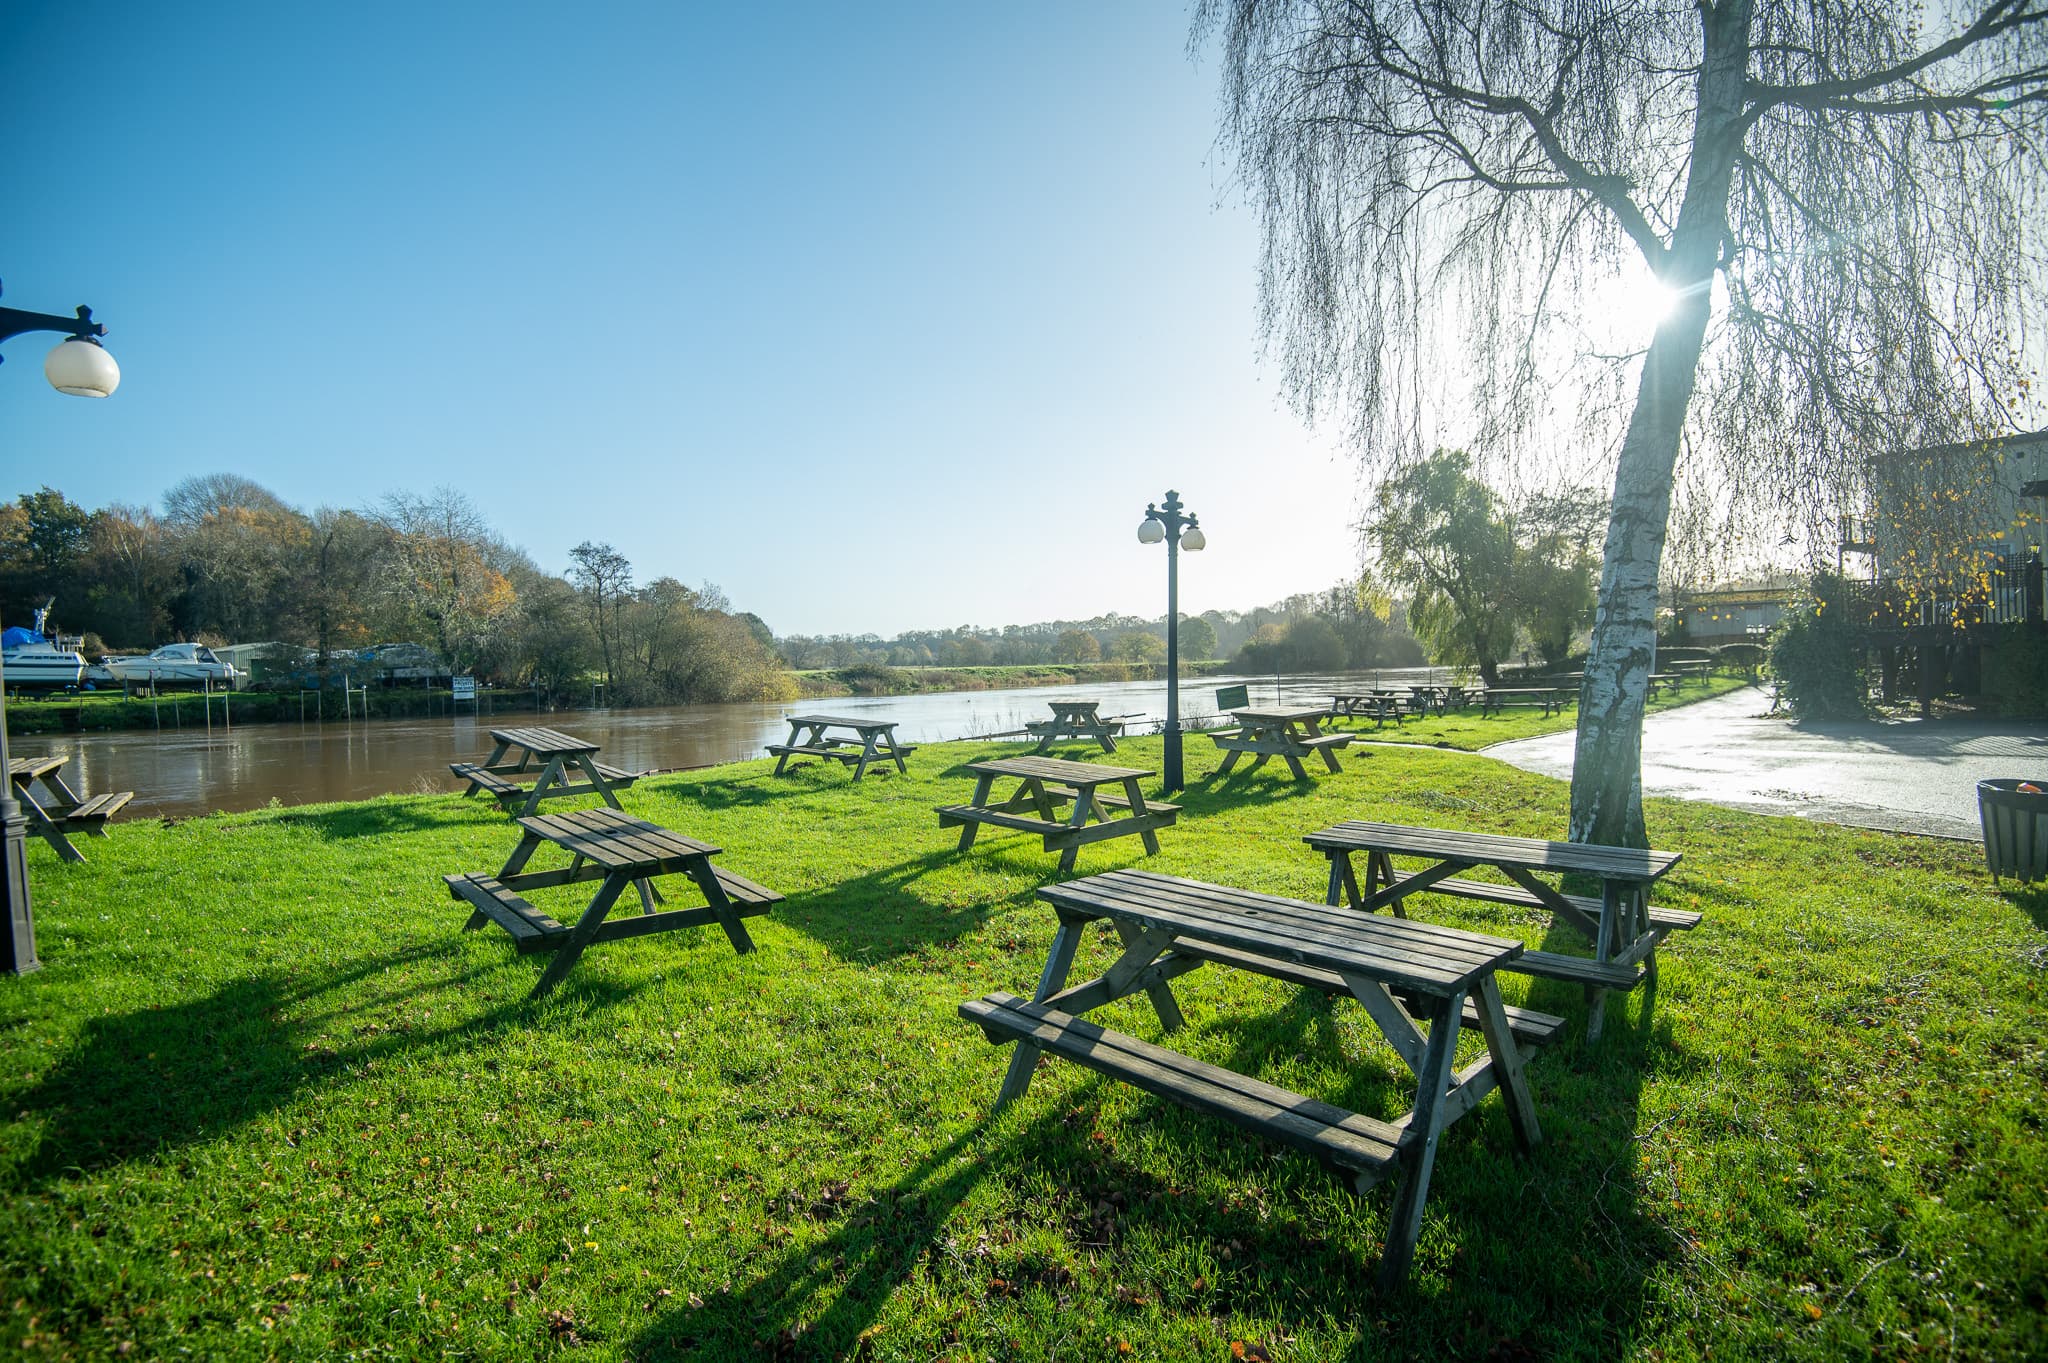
top-left (1485, 685), bottom-right (2048, 841)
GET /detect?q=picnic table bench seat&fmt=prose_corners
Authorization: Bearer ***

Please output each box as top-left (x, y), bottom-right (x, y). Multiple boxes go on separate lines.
top-left (451, 760), bottom-right (646, 807)
top-left (963, 992), bottom-right (1405, 1181)
top-left (935, 800), bottom-right (1182, 842)
top-left (57, 790), bottom-right (133, 828)
top-left (765, 741), bottom-right (920, 764)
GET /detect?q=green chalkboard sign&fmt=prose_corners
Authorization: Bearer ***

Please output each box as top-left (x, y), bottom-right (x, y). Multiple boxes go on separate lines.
top-left (1214, 684), bottom-right (1250, 711)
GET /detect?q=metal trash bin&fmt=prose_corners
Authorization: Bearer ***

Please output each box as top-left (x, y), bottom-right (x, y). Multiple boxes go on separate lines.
top-left (1977, 779), bottom-right (2048, 884)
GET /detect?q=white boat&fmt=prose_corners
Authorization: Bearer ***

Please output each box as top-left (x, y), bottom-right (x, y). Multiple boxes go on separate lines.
top-left (104, 643), bottom-right (242, 687)
top-left (2, 603), bottom-right (87, 689)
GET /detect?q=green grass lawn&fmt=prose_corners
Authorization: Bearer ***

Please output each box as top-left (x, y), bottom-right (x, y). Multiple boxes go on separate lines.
top-left (2, 727), bottom-right (2042, 1360)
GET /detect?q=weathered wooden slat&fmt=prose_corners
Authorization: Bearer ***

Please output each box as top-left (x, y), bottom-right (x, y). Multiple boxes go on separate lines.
top-left (1398, 875), bottom-right (1701, 932)
top-left (967, 756), bottom-right (1155, 783)
top-left (1304, 820), bottom-right (1680, 881)
top-left (60, 790), bottom-right (132, 824)
top-left (444, 873), bottom-right (569, 951)
top-left (1162, 938), bottom-right (1566, 1048)
top-left (1038, 869), bottom-right (1520, 995)
top-left (961, 993), bottom-right (1404, 1178)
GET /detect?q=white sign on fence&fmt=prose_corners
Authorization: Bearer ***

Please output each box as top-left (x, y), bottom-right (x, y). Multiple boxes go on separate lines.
top-left (452, 675), bottom-right (476, 704)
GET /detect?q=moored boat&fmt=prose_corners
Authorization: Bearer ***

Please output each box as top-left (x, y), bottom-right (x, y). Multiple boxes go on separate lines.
top-left (104, 643), bottom-right (241, 687)
top-left (2, 603), bottom-right (88, 689)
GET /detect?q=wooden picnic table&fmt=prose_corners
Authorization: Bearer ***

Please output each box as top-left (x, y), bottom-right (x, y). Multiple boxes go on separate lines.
top-left (1024, 698), bottom-right (1123, 753)
top-left (1330, 692), bottom-right (1407, 727)
top-left (937, 755), bottom-right (1179, 873)
top-left (767, 714), bottom-right (915, 780)
top-left (445, 806), bottom-right (783, 999)
top-left (1302, 820), bottom-right (1696, 1042)
top-left (1210, 705), bottom-right (1354, 779)
top-left (7, 754), bottom-right (132, 864)
top-left (960, 868), bottom-right (1549, 1286)
top-left (1477, 686), bottom-right (1572, 718)
top-left (450, 726), bottom-right (642, 819)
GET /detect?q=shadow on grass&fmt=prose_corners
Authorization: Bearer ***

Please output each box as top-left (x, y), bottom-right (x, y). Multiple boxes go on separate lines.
top-left (670, 768), bottom-right (799, 812)
top-left (2000, 881), bottom-right (2048, 930)
top-left (4, 942), bottom-right (646, 1193)
top-left (776, 847), bottom-right (1030, 962)
top-left (253, 800), bottom-right (479, 841)
top-left (628, 1123), bottom-right (1024, 1358)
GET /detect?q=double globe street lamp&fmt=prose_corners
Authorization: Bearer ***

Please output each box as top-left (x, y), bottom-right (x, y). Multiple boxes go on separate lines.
top-left (1, 278), bottom-right (121, 976)
top-left (1137, 490), bottom-right (1205, 793)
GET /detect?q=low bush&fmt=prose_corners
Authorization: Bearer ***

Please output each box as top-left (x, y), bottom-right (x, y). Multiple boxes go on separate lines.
top-left (1767, 576), bottom-right (1870, 719)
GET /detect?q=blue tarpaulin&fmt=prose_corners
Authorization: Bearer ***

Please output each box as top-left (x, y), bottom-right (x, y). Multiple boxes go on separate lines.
top-left (2, 626), bottom-right (45, 650)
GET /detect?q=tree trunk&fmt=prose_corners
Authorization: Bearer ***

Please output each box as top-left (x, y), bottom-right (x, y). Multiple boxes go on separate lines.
top-left (1569, 0), bottom-right (1754, 849)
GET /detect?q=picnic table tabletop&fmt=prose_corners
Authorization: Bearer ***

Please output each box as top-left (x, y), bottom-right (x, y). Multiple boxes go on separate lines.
top-left (1230, 705), bottom-right (1337, 724)
top-left (1306, 819), bottom-right (1680, 882)
top-left (962, 868), bottom-right (1544, 1286)
top-left (968, 754), bottom-right (1152, 785)
top-left (1044, 698), bottom-right (1103, 715)
top-left (783, 714), bottom-right (902, 732)
top-left (487, 725), bottom-right (601, 756)
top-left (7, 754), bottom-right (70, 783)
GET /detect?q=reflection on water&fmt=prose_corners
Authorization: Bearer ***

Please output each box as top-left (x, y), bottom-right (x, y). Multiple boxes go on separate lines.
top-left (10, 667), bottom-right (1458, 819)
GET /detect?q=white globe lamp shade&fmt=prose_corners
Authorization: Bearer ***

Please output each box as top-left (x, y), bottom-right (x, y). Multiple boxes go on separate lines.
top-left (1137, 517), bottom-right (1166, 544)
top-left (44, 339), bottom-right (120, 398)
top-left (1179, 525), bottom-right (1206, 552)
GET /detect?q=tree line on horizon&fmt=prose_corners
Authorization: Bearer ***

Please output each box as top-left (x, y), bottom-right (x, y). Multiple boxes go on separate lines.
top-left (0, 478), bottom-right (788, 706)
top-left (3, 466), bottom-right (1609, 699)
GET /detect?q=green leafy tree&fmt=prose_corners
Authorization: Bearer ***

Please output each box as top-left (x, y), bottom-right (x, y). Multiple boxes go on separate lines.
top-left (1176, 614), bottom-right (1217, 661)
top-left (1054, 629), bottom-right (1101, 663)
top-left (1368, 452), bottom-right (1520, 685)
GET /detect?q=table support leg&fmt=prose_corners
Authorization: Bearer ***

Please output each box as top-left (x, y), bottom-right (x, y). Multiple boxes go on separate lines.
top-left (996, 917), bottom-right (1086, 1107)
top-left (1112, 920), bottom-right (1184, 1033)
top-left (571, 754), bottom-right (624, 811)
top-left (1471, 976), bottom-right (1542, 1149)
top-left (682, 860), bottom-right (756, 955)
top-left (13, 788), bottom-right (82, 864)
top-left (519, 756), bottom-right (569, 819)
top-left (528, 875), bottom-right (629, 999)
top-left (1379, 989), bottom-right (1466, 1288)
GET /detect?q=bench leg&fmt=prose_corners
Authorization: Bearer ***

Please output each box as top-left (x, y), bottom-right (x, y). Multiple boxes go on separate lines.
top-left (683, 860), bottom-right (756, 955)
top-left (1280, 753), bottom-right (1308, 780)
top-left (1214, 747), bottom-right (1242, 777)
top-left (18, 797), bottom-right (84, 864)
top-left (1471, 977), bottom-right (1542, 1150)
top-left (996, 918), bottom-right (1086, 1107)
top-left (957, 773), bottom-right (996, 851)
top-left (1378, 989), bottom-right (1466, 1289)
top-left (528, 876), bottom-right (629, 1000)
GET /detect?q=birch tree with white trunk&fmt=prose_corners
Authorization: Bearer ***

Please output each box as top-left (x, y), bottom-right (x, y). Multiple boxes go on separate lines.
top-left (1202, 0), bottom-right (2048, 846)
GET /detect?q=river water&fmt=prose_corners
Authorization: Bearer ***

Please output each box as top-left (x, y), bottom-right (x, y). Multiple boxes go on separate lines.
top-left (7, 668), bottom-right (1459, 819)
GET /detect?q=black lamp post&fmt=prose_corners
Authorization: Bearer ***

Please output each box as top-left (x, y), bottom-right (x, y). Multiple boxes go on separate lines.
top-left (1137, 490), bottom-right (1205, 793)
top-left (0, 279), bottom-right (121, 976)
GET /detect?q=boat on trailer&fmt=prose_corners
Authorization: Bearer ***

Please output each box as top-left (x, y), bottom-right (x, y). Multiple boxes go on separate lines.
top-left (1, 602), bottom-right (88, 690)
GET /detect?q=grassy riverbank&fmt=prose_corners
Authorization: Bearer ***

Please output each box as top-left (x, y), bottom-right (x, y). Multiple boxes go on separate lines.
top-left (4, 735), bottom-right (2042, 1360)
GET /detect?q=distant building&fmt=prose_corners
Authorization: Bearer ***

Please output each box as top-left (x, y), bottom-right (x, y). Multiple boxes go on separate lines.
top-left (1864, 429), bottom-right (2048, 631)
top-left (1676, 585), bottom-right (1796, 645)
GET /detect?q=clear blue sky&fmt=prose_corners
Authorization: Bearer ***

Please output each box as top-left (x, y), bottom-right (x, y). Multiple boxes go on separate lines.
top-left (2, 1), bottom-right (1360, 637)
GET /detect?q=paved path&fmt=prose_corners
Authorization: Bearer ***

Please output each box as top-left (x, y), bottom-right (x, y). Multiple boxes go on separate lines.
top-left (1486, 686), bottom-right (2048, 841)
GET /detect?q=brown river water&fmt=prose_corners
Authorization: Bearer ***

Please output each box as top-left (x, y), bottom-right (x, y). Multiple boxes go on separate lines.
top-left (8, 668), bottom-right (1456, 819)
